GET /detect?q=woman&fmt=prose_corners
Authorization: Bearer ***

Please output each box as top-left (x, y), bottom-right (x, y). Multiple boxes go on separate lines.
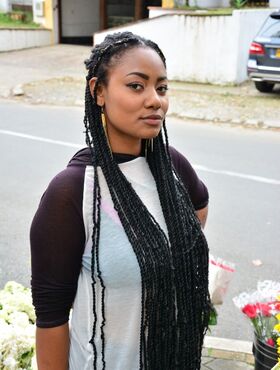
top-left (31, 31), bottom-right (211, 370)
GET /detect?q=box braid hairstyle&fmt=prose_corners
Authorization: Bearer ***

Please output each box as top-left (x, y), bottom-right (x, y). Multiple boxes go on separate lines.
top-left (84, 31), bottom-right (211, 370)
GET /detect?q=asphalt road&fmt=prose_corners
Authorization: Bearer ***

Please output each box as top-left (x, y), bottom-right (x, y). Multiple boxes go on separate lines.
top-left (0, 100), bottom-right (279, 342)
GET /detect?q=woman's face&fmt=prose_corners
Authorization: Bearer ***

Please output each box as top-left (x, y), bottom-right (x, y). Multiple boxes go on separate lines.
top-left (91, 47), bottom-right (169, 155)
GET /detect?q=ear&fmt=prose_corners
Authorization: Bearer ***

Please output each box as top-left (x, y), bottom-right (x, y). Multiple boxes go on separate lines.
top-left (89, 77), bottom-right (105, 107)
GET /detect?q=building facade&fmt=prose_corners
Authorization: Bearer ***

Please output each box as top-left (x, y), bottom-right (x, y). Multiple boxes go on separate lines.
top-left (33, 0), bottom-right (162, 45)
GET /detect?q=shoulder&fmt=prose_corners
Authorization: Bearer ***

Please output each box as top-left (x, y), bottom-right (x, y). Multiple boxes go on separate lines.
top-left (169, 146), bottom-right (209, 210)
top-left (169, 145), bottom-right (200, 185)
top-left (67, 147), bottom-right (92, 167)
top-left (38, 147), bottom-right (91, 209)
top-left (169, 146), bottom-right (194, 174)
top-left (50, 147), bottom-right (91, 190)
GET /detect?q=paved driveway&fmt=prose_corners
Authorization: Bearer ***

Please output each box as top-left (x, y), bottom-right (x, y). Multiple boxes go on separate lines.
top-left (0, 44), bottom-right (279, 128)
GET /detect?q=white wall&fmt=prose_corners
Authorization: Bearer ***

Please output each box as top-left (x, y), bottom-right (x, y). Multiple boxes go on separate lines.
top-left (94, 9), bottom-right (274, 84)
top-left (148, 7), bottom-right (192, 18)
top-left (33, 0), bottom-right (46, 27)
top-left (61, 0), bottom-right (99, 37)
top-left (53, 0), bottom-right (59, 43)
top-left (188, 0), bottom-right (230, 7)
top-left (269, 0), bottom-right (280, 6)
top-left (0, 0), bottom-right (11, 12)
top-left (0, 28), bottom-right (51, 51)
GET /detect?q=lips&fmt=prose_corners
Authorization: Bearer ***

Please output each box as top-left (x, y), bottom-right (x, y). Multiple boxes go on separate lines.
top-left (140, 113), bottom-right (164, 128)
top-left (141, 115), bottom-right (163, 127)
top-left (141, 115), bottom-right (162, 120)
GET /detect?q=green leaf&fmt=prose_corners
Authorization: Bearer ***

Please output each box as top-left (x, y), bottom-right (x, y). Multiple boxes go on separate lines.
top-left (208, 305), bottom-right (218, 326)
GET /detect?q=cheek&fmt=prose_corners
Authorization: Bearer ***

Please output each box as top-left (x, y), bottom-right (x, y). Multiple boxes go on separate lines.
top-left (109, 94), bottom-right (141, 116)
top-left (162, 97), bottom-right (169, 115)
top-left (164, 98), bottom-right (169, 112)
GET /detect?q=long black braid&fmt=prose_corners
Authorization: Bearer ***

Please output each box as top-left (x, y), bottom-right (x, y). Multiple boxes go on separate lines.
top-left (83, 31), bottom-right (211, 370)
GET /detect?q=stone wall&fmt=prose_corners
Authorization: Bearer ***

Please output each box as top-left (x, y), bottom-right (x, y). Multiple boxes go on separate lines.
top-left (0, 28), bottom-right (52, 51)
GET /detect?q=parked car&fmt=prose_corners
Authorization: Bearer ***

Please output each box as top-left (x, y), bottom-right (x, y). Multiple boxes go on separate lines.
top-left (247, 11), bottom-right (280, 92)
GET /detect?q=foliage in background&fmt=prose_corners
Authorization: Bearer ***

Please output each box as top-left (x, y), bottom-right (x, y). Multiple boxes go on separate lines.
top-left (0, 11), bottom-right (39, 28)
top-left (177, 5), bottom-right (233, 14)
top-left (230, 0), bottom-right (248, 8)
top-left (177, 1), bottom-right (266, 12)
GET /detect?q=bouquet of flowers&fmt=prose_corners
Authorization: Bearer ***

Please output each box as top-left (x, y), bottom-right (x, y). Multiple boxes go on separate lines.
top-left (233, 280), bottom-right (280, 363)
top-left (0, 281), bottom-right (36, 370)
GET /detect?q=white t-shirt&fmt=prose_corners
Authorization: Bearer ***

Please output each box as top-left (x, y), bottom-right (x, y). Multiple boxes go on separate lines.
top-left (69, 158), bottom-right (168, 370)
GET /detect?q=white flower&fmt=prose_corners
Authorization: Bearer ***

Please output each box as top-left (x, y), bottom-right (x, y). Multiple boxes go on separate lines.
top-left (0, 281), bottom-right (36, 369)
top-left (9, 311), bottom-right (30, 328)
top-left (0, 282), bottom-right (35, 324)
top-left (3, 355), bottom-right (18, 369)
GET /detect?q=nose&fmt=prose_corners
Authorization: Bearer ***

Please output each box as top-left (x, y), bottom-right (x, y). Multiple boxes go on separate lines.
top-left (144, 87), bottom-right (162, 110)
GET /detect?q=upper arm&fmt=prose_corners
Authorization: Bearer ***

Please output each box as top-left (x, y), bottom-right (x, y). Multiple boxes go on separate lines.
top-left (30, 166), bottom-right (85, 328)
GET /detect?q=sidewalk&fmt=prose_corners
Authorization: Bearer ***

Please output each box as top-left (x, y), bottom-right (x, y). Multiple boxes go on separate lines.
top-left (0, 44), bottom-right (279, 130)
top-left (202, 337), bottom-right (254, 369)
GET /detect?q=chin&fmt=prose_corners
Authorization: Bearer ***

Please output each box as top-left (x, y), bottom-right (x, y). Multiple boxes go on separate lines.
top-left (142, 129), bottom-right (161, 140)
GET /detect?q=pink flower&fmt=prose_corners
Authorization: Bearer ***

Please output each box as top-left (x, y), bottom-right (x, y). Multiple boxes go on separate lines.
top-left (266, 338), bottom-right (275, 347)
top-left (242, 304), bottom-right (257, 319)
top-left (257, 303), bottom-right (271, 317)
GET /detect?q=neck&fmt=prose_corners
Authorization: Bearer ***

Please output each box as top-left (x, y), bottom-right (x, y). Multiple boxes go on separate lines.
top-left (108, 136), bottom-right (142, 156)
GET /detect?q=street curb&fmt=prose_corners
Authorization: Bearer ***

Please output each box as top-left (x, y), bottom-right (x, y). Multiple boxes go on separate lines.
top-left (168, 112), bottom-right (280, 130)
top-left (1, 87), bottom-right (280, 130)
top-left (203, 336), bottom-right (254, 365)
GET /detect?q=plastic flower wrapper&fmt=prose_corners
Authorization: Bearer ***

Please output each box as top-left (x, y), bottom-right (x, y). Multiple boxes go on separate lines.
top-left (233, 280), bottom-right (280, 348)
top-left (0, 281), bottom-right (36, 369)
top-left (209, 254), bottom-right (235, 305)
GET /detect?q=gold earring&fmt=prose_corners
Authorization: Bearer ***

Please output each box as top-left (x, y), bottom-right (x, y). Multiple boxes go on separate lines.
top-left (101, 106), bottom-right (112, 153)
top-left (101, 106), bottom-right (106, 130)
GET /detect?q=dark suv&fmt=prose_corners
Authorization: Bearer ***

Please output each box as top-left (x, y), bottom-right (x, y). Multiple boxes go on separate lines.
top-left (247, 11), bottom-right (280, 92)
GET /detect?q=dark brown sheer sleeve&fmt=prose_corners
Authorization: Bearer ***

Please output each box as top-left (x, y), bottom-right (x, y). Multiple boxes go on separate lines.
top-left (30, 165), bottom-right (85, 328)
top-left (169, 146), bottom-right (209, 210)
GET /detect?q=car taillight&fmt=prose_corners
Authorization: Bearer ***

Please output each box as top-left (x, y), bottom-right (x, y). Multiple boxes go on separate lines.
top-left (249, 42), bottom-right (265, 55)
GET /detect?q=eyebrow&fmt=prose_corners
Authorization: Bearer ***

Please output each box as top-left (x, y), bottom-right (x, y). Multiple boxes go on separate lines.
top-left (126, 72), bottom-right (167, 82)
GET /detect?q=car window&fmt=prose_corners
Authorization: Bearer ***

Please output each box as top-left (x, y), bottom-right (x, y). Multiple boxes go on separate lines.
top-left (258, 16), bottom-right (280, 38)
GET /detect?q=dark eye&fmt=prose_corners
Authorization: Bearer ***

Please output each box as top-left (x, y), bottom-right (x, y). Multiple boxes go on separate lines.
top-left (157, 85), bottom-right (169, 94)
top-left (127, 83), bottom-right (143, 91)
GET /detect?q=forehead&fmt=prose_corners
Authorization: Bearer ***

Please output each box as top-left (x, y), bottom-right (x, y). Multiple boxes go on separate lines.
top-left (108, 47), bottom-right (166, 79)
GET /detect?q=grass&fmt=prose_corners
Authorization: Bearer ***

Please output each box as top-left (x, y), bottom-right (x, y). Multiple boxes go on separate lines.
top-left (176, 4), bottom-right (269, 14)
top-left (0, 11), bottom-right (40, 28)
top-left (176, 5), bottom-right (234, 14)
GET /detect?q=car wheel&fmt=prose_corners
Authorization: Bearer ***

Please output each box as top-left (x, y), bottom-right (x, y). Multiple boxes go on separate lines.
top-left (254, 81), bottom-right (274, 93)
